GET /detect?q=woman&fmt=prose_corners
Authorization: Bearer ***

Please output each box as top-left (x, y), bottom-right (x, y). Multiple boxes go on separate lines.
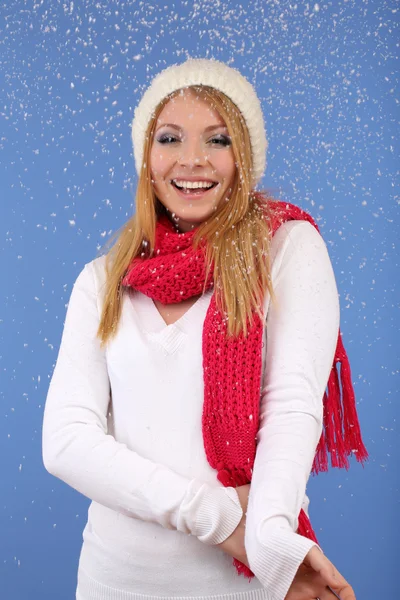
top-left (42, 58), bottom-right (368, 600)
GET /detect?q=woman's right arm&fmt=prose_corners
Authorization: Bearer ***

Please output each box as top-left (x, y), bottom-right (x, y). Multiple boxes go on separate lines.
top-left (42, 261), bottom-right (242, 546)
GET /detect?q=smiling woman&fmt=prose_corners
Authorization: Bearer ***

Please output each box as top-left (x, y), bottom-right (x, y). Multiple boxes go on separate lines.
top-left (42, 57), bottom-right (367, 600)
top-left (150, 89), bottom-right (236, 231)
top-left (149, 89), bottom-right (238, 232)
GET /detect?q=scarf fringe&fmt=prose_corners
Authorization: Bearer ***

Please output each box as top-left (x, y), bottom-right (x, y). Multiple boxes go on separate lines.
top-left (312, 329), bottom-right (369, 475)
top-left (232, 559), bottom-right (254, 580)
top-left (297, 508), bottom-right (319, 543)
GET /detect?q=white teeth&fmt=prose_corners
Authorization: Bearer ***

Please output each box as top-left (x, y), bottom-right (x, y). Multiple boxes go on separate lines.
top-left (173, 180), bottom-right (215, 190)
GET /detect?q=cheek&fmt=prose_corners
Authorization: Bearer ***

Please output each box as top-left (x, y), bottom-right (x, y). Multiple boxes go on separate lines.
top-left (214, 154), bottom-right (236, 180)
top-left (150, 147), bottom-right (172, 176)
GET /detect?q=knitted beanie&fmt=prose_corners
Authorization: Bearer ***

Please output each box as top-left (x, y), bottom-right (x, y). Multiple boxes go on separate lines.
top-left (131, 58), bottom-right (268, 188)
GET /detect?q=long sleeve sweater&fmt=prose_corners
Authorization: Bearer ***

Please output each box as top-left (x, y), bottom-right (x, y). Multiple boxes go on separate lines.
top-left (42, 219), bottom-right (340, 600)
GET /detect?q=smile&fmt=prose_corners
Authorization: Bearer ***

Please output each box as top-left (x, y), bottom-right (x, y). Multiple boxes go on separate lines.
top-left (170, 180), bottom-right (219, 199)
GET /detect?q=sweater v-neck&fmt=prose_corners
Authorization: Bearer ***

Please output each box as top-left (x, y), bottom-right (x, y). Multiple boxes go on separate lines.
top-left (127, 290), bottom-right (213, 354)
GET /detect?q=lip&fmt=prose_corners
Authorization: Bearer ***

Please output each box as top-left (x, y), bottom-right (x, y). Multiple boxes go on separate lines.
top-left (170, 180), bottom-right (219, 200)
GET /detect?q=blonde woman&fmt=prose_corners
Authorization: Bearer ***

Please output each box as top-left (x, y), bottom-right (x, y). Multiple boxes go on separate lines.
top-left (42, 58), bottom-right (368, 600)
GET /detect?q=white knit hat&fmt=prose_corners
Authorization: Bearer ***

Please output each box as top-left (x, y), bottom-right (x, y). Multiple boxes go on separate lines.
top-left (131, 58), bottom-right (267, 188)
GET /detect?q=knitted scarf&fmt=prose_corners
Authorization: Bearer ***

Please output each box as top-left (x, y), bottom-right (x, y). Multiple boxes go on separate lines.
top-left (121, 196), bottom-right (369, 578)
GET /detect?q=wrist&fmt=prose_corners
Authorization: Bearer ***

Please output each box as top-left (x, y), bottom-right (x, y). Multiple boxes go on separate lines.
top-left (195, 485), bottom-right (243, 545)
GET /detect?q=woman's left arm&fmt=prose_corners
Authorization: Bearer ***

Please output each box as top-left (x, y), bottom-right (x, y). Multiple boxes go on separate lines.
top-left (244, 220), bottom-right (340, 600)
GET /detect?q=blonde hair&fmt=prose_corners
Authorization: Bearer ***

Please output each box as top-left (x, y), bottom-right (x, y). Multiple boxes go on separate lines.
top-left (96, 85), bottom-right (278, 347)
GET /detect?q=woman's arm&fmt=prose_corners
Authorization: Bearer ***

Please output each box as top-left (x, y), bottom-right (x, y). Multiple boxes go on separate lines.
top-left (245, 220), bottom-right (340, 600)
top-left (42, 261), bottom-right (242, 545)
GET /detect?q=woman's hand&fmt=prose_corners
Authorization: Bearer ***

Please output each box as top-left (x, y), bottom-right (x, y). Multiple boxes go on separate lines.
top-left (216, 484), bottom-right (250, 567)
top-left (216, 487), bottom-right (356, 600)
top-left (302, 546), bottom-right (356, 599)
top-left (284, 563), bottom-right (330, 599)
top-left (284, 546), bottom-right (356, 600)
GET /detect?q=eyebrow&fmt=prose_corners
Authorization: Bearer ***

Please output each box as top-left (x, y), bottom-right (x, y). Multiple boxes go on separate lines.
top-left (156, 123), bottom-right (228, 133)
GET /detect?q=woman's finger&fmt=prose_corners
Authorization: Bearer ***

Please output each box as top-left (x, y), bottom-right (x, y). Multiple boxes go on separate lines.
top-left (328, 582), bottom-right (356, 600)
top-left (317, 585), bottom-right (346, 599)
top-left (318, 587), bottom-right (340, 599)
top-left (303, 547), bottom-right (338, 587)
top-left (325, 585), bottom-right (343, 599)
top-left (318, 584), bottom-right (355, 600)
top-left (303, 548), bottom-right (356, 600)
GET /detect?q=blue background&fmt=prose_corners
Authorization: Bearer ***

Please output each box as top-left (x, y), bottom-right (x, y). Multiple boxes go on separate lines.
top-left (1, 1), bottom-right (398, 598)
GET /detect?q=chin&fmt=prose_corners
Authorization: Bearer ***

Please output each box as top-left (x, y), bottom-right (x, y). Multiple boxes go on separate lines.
top-left (166, 207), bottom-right (218, 232)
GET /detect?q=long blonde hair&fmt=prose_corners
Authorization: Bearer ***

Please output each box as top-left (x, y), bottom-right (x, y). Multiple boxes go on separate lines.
top-left (96, 85), bottom-right (278, 347)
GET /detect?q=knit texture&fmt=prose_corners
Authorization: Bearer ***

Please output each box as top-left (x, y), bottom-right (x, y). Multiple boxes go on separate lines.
top-left (122, 196), bottom-right (369, 578)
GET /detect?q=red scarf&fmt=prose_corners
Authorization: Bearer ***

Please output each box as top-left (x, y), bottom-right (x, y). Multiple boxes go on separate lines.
top-left (122, 196), bottom-right (369, 578)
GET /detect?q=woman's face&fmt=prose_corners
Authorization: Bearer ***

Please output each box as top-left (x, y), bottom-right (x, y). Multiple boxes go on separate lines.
top-left (150, 88), bottom-right (236, 232)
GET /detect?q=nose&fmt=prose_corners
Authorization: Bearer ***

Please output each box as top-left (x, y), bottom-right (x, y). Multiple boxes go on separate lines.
top-left (178, 138), bottom-right (208, 167)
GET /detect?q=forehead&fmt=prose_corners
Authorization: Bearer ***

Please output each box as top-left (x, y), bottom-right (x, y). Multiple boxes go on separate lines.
top-left (156, 88), bottom-right (225, 126)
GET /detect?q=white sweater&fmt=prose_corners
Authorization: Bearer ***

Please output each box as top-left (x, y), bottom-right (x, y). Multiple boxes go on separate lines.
top-left (42, 219), bottom-right (340, 600)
